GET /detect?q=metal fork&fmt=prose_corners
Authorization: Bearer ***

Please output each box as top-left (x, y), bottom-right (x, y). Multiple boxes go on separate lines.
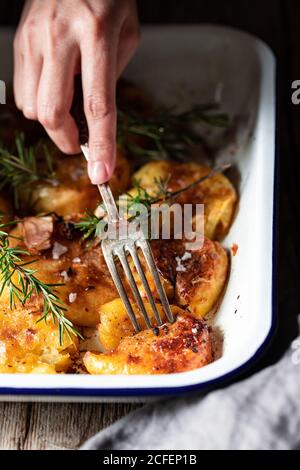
top-left (81, 144), bottom-right (174, 332)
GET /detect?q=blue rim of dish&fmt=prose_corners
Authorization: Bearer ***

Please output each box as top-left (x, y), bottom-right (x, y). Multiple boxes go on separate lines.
top-left (0, 39), bottom-right (279, 399)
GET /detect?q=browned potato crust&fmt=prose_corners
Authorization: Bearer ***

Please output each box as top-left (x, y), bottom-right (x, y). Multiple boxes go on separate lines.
top-left (84, 314), bottom-right (213, 375)
top-left (150, 238), bottom-right (228, 318)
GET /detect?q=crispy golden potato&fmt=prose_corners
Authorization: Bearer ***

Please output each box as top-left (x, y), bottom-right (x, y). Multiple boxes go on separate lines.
top-left (98, 299), bottom-right (183, 351)
top-left (84, 314), bottom-right (213, 375)
top-left (31, 146), bottom-right (131, 216)
top-left (130, 160), bottom-right (237, 240)
top-left (0, 305), bottom-right (78, 373)
top-left (149, 237), bottom-right (228, 319)
top-left (175, 240), bottom-right (228, 318)
top-left (27, 245), bottom-right (118, 327)
top-left (5, 218), bottom-right (119, 327)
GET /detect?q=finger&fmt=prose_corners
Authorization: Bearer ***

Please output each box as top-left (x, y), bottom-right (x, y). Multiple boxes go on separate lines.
top-left (37, 48), bottom-right (80, 154)
top-left (22, 46), bottom-right (42, 120)
top-left (13, 0), bottom-right (34, 109)
top-left (80, 34), bottom-right (118, 184)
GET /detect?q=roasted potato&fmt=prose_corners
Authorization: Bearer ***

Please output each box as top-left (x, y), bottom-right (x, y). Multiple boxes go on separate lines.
top-left (84, 314), bottom-right (213, 375)
top-left (175, 240), bottom-right (228, 317)
top-left (31, 145), bottom-right (131, 216)
top-left (97, 237), bottom-right (228, 327)
top-left (98, 299), bottom-right (183, 351)
top-left (0, 305), bottom-right (78, 373)
top-left (5, 217), bottom-right (119, 327)
top-left (148, 238), bottom-right (228, 319)
top-left (130, 160), bottom-right (237, 240)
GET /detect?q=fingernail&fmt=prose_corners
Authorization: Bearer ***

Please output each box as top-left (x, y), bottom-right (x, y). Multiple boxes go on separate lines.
top-left (88, 161), bottom-right (108, 184)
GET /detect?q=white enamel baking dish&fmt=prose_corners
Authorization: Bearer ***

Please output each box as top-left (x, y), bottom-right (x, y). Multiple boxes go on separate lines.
top-left (0, 25), bottom-right (276, 401)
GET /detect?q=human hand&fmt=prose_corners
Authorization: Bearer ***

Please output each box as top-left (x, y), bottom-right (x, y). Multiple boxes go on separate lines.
top-left (14, 0), bottom-right (140, 183)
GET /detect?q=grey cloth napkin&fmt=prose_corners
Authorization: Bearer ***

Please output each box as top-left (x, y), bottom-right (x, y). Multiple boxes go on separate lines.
top-left (82, 321), bottom-right (300, 451)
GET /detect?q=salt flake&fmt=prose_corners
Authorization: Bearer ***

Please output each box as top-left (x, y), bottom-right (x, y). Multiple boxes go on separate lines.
top-left (69, 293), bottom-right (77, 304)
top-left (60, 271), bottom-right (69, 282)
top-left (52, 242), bottom-right (68, 260)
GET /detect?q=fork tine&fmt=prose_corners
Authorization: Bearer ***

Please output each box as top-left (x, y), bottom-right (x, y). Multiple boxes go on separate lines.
top-left (137, 239), bottom-right (174, 324)
top-left (128, 245), bottom-right (164, 327)
top-left (116, 247), bottom-right (152, 329)
top-left (102, 242), bottom-right (141, 333)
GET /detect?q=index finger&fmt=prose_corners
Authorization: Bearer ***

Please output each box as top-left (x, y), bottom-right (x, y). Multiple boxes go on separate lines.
top-left (80, 35), bottom-right (118, 184)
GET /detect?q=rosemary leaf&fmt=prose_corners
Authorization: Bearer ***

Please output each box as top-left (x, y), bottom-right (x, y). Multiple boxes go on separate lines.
top-left (117, 105), bottom-right (230, 161)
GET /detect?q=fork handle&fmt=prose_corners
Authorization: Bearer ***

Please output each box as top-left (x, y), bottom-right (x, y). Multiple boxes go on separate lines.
top-left (81, 144), bottom-right (119, 222)
top-left (97, 183), bottom-right (119, 222)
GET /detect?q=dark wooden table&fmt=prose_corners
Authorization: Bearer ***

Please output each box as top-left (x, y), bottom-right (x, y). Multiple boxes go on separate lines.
top-left (0, 0), bottom-right (299, 449)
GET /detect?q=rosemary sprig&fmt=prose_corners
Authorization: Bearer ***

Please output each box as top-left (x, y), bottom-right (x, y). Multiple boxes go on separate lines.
top-left (0, 134), bottom-right (56, 210)
top-left (75, 209), bottom-right (106, 240)
top-left (117, 105), bottom-right (230, 161)
top-left (126, 178), bottom-right (155, 211)
top-left (0, 221), bottom-right (81, 344)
